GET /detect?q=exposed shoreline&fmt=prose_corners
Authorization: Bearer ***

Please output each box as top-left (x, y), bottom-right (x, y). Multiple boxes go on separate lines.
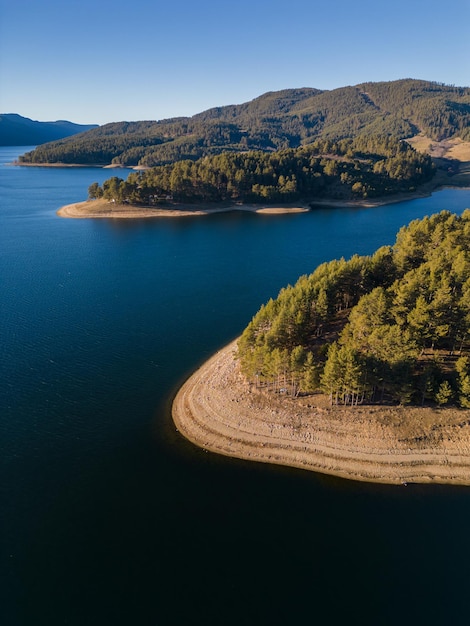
top-left (172, 341), bottom-right (470, 486)
top-left (55, 190), bottom-right (441, 219)
top-left (56, 164), bottom-right (470, 219)
top-left (57, 199), bottom-right (311, 218)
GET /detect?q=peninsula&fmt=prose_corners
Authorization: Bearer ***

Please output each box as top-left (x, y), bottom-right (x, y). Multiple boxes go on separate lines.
top-left (173, 211), bottom-right (470, 486)
top-left (172, 341), bottom-right (470, 485)
top-left (58, 134), bottom-right (459, 219)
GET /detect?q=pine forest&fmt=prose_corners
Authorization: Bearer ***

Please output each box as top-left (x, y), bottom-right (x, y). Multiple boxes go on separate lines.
top-left (237, 211), bottom-right (470, 408)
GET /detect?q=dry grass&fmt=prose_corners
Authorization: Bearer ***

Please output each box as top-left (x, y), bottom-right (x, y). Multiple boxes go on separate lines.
top-left (407, 134), bottom-right (470, 162)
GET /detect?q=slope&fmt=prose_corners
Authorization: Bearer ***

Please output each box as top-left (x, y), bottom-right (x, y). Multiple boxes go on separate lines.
top-left (18, 79), bottom-right (470, 166)
top-left (0, 114), bottom-right (98, 146)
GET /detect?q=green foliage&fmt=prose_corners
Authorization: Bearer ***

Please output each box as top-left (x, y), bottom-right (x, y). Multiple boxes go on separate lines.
top-left (88, 136), bottom-right (434, 205)
top-left (237, 210), bottom-right (470, 407)
top-left (457, 357), bottom-right (470, 407)
top-left (18, 80), bottom-right (470, 166)
top-left (88, 182), bottom-right (103, 199)
top-left (435, 381), bottom-right (453, 406)
top-left (321, 344), bottom-right (366, 405)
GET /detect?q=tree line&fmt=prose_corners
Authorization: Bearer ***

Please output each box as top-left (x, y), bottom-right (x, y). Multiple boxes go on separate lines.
top-left (237, 210), bottom-right (470, 407)
top-left (87, 136), bottom-right (434, 205)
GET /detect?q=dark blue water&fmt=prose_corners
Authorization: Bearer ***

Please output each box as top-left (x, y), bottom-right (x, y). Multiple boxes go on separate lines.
top-left (2, 146), bottom-right (470, 626)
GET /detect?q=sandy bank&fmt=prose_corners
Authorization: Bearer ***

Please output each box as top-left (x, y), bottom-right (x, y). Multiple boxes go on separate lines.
top-left (57, 168), bottom-right (470, 219)
top-left (57, 199), bottom-right (310, 219)
top-left (172, 341), bottom-right (470, 486)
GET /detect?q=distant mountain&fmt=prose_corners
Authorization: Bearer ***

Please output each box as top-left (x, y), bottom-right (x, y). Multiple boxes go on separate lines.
top-left (0, 114), bottom-right (98, 146)
top-left (18, 79), bottom-right (470, 166)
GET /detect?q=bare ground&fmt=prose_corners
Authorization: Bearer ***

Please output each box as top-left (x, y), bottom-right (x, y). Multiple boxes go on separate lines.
top-left (58, 165), bottom-right (470, 220)
top-left (57, 199), bottom-right (310, 219)
top-left (407, 135), bottom-right (470, 162)
top-left (172, 341), bottom-right (470, 486)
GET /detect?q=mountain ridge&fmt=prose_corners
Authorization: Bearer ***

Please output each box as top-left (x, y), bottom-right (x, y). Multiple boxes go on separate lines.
top-left (17, 79), bottom-right (470, 166)
top-left (0, 114), bottom-right (98, 146)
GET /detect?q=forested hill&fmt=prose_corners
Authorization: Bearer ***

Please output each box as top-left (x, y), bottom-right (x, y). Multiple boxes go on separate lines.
top-left (0, 114), bottom-right (98, 146)
top-left (19, 79), bottom-right (470, 166)
top-left (237, 210), bottom-right (470, 408)
top-left (89, 136), bottom-right (434, 204)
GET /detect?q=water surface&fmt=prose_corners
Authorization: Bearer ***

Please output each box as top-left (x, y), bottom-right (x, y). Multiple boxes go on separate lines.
top-left (2, 147), bottom-right (470, 625)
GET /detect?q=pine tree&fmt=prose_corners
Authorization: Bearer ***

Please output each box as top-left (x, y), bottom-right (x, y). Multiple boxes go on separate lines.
top-left (435, 381), bottom-right (453, 406)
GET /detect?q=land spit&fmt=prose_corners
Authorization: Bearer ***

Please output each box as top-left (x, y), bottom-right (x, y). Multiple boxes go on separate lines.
top-left (57, 199), bottom-right (310, 218)
top-left (172, 340), bottom-right (470, 486)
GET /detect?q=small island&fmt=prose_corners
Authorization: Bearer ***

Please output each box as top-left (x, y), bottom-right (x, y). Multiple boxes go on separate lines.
top-left (173, 211), bottom-right (470, 485)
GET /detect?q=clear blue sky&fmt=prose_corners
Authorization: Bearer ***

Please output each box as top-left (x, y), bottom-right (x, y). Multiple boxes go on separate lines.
top-left (1, 0), bottom-right (469, 125)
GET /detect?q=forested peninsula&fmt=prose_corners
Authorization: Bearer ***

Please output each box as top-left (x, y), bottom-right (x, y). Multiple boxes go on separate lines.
top-left (59, 135), bottom-right (443, 218)
top-left (173, 211), bottom-right (470, 485)
top-left (47, 78), bottom-right (469, 218)
top-left (85, 136), bottom-right (435, 207)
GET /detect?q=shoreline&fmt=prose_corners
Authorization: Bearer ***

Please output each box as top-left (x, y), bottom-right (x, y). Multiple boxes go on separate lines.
top-left (54, 191), bottom-right (444, 220)
top-left (172, 341), bottom-right (470, 486)
top-left (57, 167), bottom-right (470, 219)
top-left (57, 199), bottom-right (311, 218)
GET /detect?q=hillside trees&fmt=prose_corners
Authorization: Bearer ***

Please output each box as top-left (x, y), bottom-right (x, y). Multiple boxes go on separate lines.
top-left (88, 136), bottom-right (434, 206)
top-left (18, 80), bottom-right (470, 166)
top-left (237, 210), bottom-right (470, 407)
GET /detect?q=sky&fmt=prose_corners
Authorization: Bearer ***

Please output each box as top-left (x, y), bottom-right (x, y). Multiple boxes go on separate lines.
top-left (1, 0), bottom-right (469, 126)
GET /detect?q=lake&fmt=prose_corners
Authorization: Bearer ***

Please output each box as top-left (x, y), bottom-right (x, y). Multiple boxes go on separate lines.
top-left (2, 146), bottom-right (470, 625)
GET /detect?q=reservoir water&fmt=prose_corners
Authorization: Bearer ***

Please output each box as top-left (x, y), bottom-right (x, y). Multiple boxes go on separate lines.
top-left (2, 146), bottom-right (470, 625)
